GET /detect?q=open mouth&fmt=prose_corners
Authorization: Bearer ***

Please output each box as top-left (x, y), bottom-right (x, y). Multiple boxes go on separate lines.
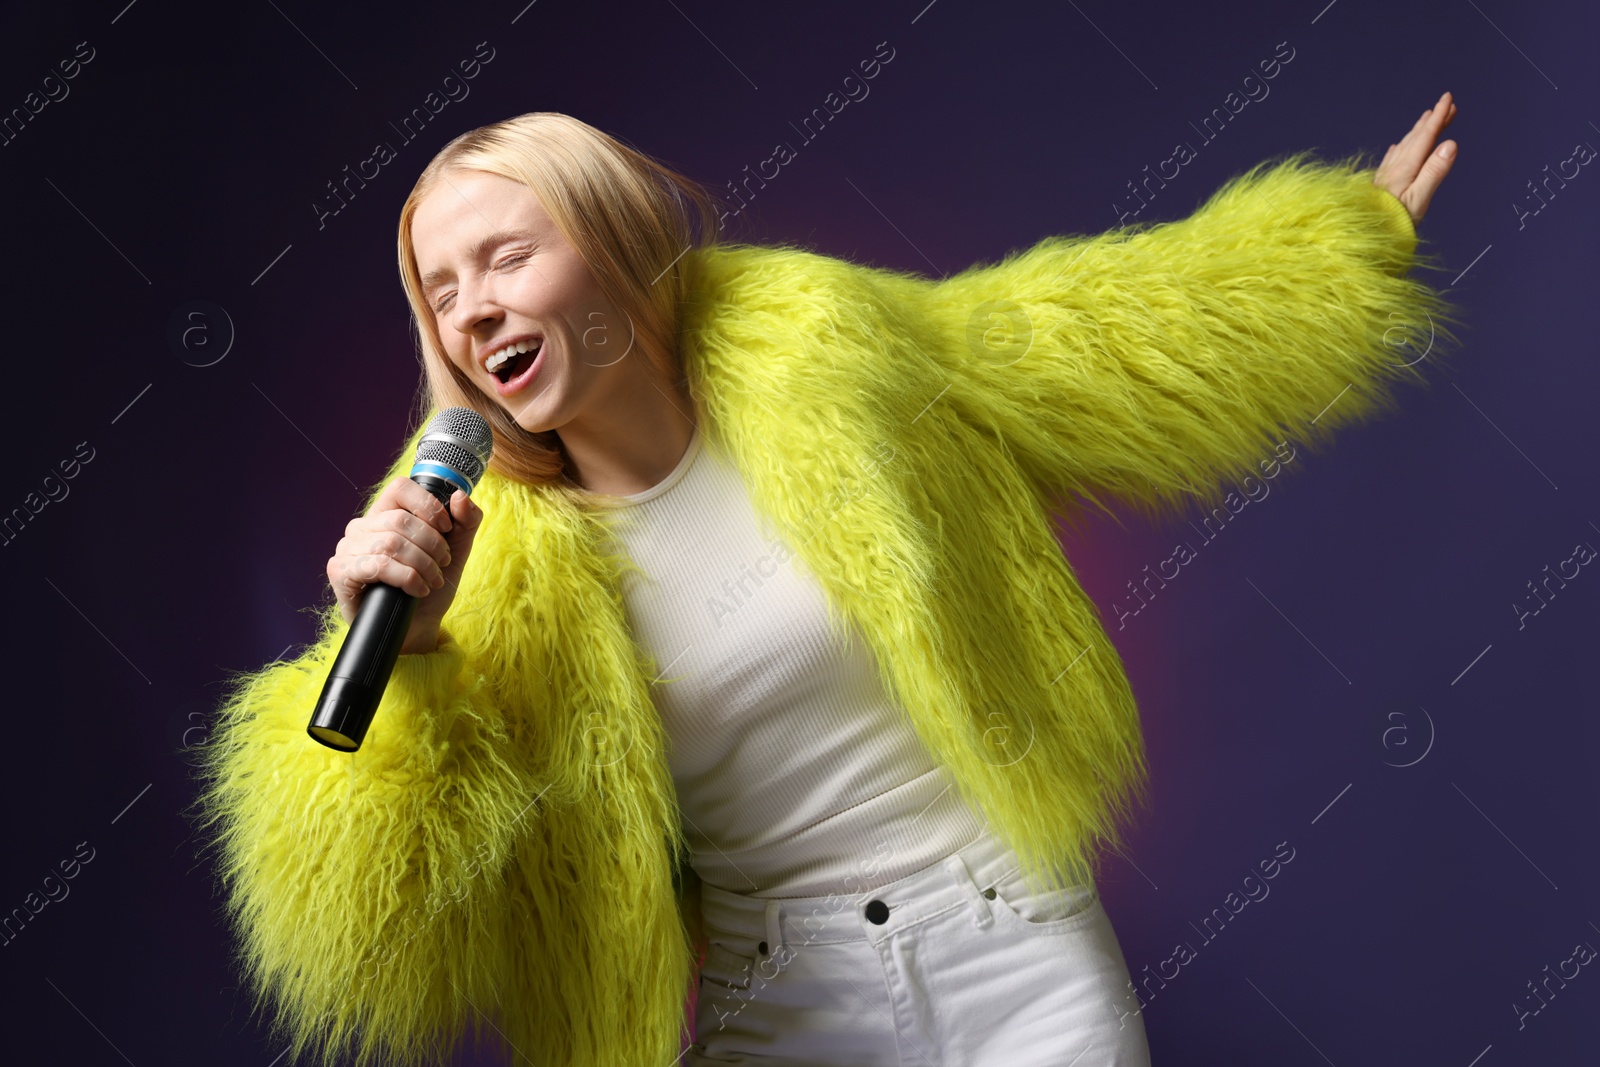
top-left (485, 338), bottom-right (542, 385)
top-left (494, 346), bottom-right (538, 383)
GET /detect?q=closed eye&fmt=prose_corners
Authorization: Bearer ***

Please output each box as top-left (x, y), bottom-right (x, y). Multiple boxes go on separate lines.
top-left (429, 247), bottom-right (534, 313)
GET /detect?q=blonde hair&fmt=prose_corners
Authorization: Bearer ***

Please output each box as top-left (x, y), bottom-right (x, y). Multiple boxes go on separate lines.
top-left (397, 112), bottom-right (724, 487)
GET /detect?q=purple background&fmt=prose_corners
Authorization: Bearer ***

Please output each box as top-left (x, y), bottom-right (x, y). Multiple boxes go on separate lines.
top-left (2, 0), bottom-right (1595, 1062)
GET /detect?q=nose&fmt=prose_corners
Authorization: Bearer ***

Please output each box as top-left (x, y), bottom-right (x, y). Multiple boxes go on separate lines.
top-left (449, 277), bottom-right (503, 336)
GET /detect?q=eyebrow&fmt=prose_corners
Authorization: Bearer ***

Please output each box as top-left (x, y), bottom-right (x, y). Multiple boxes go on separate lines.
top-left (419, 228), bottom-right (539, 296)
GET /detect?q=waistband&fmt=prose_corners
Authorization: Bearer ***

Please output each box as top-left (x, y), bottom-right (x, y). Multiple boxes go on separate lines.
top-left (697, 825), bottom-right (1068, 962)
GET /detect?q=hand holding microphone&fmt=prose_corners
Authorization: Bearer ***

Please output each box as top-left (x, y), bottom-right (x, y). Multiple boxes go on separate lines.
top-left (329, 476), bottom-right (481, 656)
top-left (308, 408), bottom-right (493, 751)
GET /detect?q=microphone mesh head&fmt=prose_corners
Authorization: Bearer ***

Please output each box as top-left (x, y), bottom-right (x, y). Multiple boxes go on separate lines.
top-left (415, 407), bottom-right (494, 489)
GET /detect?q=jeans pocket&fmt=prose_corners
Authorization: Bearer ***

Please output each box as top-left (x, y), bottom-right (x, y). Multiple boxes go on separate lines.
top-left (700, 941), bottom-right (757, 993)
top-left (984, 866), bottom-right (1102, 934)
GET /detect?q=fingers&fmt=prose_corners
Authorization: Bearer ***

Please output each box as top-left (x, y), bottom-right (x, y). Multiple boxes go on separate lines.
top-left (371, 506), bottom-right (452, 571)
top-left (1430, 91), bottom-right (1457, 129)
top-left (334, 481), bottom-right (460, 604)
top-left (1414, 92), bottom-right (1454, 126)
top-left (431, 492), bottom-right (483, 590)
top-left (1376, 92), bottom-right (1458, 196)
top-left (367, 480), bottom-right (458, 564)
top-left (374, 474), bottom-right (453, 534)
top-left (352, 546), bottom-right (442, 598)
top-left (1405, 139), bottom-right (1458, 224)
top-left (328, 546), bottom-right (434, 611)
top-left (332, 481), bottom-right (485, 626)
top-left (1413, 92), bottom-right (1456, 148)
top-left (1404, 92), bottom-right (1458, 221)
top-left (425, 491), bottom-right (486, 622)
top-left (448, 488), bottom-right (483, 532)
top-left (337, 526), bottom-right (446, 596)
top-left (445, 490), bottom-right (485, 557)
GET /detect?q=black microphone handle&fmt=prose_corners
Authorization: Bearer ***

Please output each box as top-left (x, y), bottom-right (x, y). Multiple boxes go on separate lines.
top-left (306, 473), bottom-right (459, 752)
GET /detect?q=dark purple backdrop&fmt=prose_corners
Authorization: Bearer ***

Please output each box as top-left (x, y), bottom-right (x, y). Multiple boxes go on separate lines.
top-left (2, 0), bottom-right (1594, 1063)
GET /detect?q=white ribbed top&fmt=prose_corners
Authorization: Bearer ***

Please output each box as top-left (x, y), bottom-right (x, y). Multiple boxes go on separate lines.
top-left (589, 425), bottom-right (986, 899)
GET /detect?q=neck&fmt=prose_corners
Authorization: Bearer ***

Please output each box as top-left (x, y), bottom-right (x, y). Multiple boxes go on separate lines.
top-left (559, 367), bottom-right (698, 496)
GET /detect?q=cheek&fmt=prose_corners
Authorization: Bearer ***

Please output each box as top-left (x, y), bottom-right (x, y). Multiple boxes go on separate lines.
top-left (540, 257), bottom-right (606, 313)
top-left (442, 338), bottom-right (474, 375)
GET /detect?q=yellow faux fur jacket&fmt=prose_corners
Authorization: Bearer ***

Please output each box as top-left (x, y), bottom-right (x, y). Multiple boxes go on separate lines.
top-left (191, 150), bottom-right (1461, 1067)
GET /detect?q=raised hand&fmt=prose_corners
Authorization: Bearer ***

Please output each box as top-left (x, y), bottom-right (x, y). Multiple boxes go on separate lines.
top-left (1374, 91), bottom-right (1459, 225)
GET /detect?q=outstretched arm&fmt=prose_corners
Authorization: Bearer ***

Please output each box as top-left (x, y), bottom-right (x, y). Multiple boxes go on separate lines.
top-left (917, 97), bottom-right (1466, 522)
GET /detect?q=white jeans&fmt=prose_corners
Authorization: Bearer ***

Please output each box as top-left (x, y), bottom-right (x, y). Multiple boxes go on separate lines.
top-left (685, 827), bottom-right (1152, 1065)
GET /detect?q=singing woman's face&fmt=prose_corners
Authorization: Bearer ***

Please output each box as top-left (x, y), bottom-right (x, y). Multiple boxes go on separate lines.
top-left (410, 168), bottom-right (634, 433)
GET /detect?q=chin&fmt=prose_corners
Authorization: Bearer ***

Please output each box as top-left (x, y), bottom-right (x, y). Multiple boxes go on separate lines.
top-left (506, 403), bottom-right (559, 436)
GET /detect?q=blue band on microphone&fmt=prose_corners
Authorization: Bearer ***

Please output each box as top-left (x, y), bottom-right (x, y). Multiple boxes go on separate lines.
top-left (410, 462), bottom-right (473, 497)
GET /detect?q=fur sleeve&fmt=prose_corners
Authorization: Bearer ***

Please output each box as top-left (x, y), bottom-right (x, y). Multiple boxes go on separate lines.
top-left (919, 150), bottom-right (1468, 521)
top-left (188, 610), bottom-right (527, 1067)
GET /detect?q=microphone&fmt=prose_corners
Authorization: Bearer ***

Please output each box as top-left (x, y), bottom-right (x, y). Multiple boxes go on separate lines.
top-left (307, 407), bottom-right (494, 752)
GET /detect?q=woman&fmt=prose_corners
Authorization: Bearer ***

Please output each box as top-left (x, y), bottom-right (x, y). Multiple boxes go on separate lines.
top-left (192, 102), bottom-right (1462, 1067)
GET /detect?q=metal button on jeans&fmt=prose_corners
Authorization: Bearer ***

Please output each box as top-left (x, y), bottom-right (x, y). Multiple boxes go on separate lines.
top-left (865, 899), bottom-right (890, 924)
